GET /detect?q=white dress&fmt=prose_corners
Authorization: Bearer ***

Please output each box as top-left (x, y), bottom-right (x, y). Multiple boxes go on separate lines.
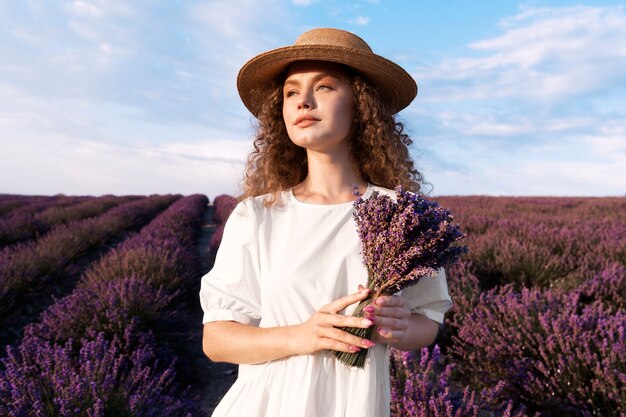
top-left (199, 184), bottom-right (453, 417)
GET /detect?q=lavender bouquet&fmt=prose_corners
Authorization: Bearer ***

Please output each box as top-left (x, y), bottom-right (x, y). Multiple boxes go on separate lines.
top-left (333, 185), bottom-right (467, 368)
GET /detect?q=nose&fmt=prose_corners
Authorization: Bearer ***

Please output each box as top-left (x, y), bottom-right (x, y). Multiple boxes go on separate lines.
top-left (297, 97), bottom-right (310, 110)
top-left (297, 90), bottom-right (314, 110)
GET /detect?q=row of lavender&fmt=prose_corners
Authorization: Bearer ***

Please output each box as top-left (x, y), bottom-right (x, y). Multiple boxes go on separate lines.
top-left (206, 194), bottom-right (239, 261)
top-left (440, 196), bottom-right (626, 290)
top-left (0, 194), bottom-right (90, 217)
top-left (0, 195), bottom-right (179, 328)
top-left (0, 194), bottom-right (209, 416)
top-left (0, 194), bottom-right (143, 247)
top-left (390, 196), bottom-right (625, 417)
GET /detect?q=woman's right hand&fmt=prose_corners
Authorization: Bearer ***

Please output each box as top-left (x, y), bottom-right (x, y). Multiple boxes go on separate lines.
top-left (288, 287), bottom-right (376, 355)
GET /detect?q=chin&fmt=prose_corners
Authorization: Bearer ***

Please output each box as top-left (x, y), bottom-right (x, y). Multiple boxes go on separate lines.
top-left (290, 135), bottom-right (347, 151)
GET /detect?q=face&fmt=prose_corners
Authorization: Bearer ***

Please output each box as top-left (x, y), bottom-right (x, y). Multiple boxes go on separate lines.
top-left (282, 61), bottom-right (353, 153)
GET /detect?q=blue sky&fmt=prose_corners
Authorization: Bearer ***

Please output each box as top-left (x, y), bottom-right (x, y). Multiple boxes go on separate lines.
top-left (1, 1), bottom-right (625, 198)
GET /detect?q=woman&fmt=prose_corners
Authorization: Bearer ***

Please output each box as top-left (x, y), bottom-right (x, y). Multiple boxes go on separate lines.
top-left (200, 28), bottom-right (452, 417)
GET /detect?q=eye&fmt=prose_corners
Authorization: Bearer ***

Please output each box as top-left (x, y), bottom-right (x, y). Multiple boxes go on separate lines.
top-left (284, 89), bottom-right (298, 98)
top-left (317, 84), bottom-right (332, 91)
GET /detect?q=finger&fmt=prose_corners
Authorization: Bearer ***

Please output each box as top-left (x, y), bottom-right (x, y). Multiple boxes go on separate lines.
top-left (362, 305), bottom-right (410, 321)
top-left (320, 288), bottom-right (370, 314)
top-left (323, 314), bottom-right (375, 329)
top-left (309, 311), bottom-right (374, 332)
top-left (319, 338), bottom-right (364, 354)
top-left (309, 311), bottom-right (373, 328)
top-left (373, 316), bottom-right (406, 331)
top-left (377, 327), bottom-right (401, 341)
top-left (363, 304), bottom-right (376, 315)
top-left (321, 327), bottom-right (376, 349)
top-left (374, 295), bottom-right (406, 308)
top-left (373, 306), bottom-right (411, 320)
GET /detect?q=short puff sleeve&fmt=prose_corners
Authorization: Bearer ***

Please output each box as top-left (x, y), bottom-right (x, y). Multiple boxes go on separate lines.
top-left (400, 268), bottom-right (453, 324)
top-left (199, 198), bottom-right (262, 326)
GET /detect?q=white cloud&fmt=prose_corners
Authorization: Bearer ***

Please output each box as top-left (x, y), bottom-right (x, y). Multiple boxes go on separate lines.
top-left (402, 5), bottom-right (626, 197)
top-left (69, 0), bottom-right (134, 18)
top-left (0, 73), bottom-right (251, 198)
top-left (577, 124), bottom-right (626, 162)
top-left (73, 1), bottom-right (103, 17)
top-left (416, 5), bottom-right (626, 103)
top-left (190, 0), bottom-right (289, 46)
top-left (187, 0), bottom-right (293, 110)
top-left (421, 122), bottom-right (626, 196)
top-left (350, 15), bottom-right (370, 26)
top-left (0, 133), bottom-right (248, 199)
top-left (0, 1), bottom-right (297, 198)
top-left (1, 1), bottom-right (138, 105)
top-left (422, 109), bottom-right (593, 137)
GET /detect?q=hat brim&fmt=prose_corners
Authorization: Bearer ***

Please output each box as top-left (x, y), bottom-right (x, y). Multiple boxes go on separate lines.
top-left (237, 44), bottom-right (417, 117)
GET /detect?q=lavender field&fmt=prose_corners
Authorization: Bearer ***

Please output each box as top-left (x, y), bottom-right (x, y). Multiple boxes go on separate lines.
top-left (0, 193), bottom-right (624, 416)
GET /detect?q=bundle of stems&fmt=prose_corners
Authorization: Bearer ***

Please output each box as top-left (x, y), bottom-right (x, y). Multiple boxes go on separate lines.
top-left (333, 185), bottom-right (467, 368)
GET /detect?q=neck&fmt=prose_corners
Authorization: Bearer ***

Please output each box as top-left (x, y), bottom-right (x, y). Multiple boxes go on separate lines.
top-left (292, 146), bottom-right (367, 204)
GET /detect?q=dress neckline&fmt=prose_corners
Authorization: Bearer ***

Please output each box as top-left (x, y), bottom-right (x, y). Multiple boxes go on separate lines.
top-left (289, 183), bottom-right (373, 207)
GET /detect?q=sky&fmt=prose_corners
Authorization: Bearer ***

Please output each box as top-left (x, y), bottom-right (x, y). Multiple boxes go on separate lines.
top-left (1, 0), bottom-right (625, 199)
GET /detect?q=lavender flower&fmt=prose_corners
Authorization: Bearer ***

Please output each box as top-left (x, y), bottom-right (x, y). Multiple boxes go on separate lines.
top-left (208, 223), bottom-right (225, 260)
top-left (334, 185), bottom-right (467, 368)
top-left (390, 345), bottom-right (531, 417)
top-left (0, 332), bottom-right (199, 416)
top-left (212, 194), bottom-right (238, 225)
top-left (449, 279), bottom-right (626, 415)
top-left (0, 195), bottom-right (209, 416)
top-left (208, 195), bottom-right (238, 260)
top-left (434, 195), bottom-right (626, 290)
top-left (0, 195), bottom-right (179, 319)
top-left (24, 277), bottom-right (183, 351)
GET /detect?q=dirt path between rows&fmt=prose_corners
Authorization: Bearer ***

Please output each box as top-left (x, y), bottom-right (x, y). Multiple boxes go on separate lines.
top-left (195, 203), bottom-right (238, 416)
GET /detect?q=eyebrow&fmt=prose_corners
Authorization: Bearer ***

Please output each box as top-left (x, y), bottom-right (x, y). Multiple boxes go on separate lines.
top-left (283, 72), bottom-right (342, 88)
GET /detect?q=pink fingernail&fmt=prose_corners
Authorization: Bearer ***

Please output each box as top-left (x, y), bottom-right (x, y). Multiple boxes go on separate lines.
top-left (379, 328), bottom-right (389, 336)
top-left (362, 339), bottom-right (375, 348)
top-left (363, 306), bottom-right (375, 313)
top-left (375, 298), bottom-right (385, 306)
top-left (349, 346), bottom-right (361, 352)
top-left (361, 318), bottom-right (373, 326)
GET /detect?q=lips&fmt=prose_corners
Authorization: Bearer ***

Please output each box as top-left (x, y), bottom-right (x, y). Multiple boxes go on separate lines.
top-left (295, 115), bottom-right (320, 125)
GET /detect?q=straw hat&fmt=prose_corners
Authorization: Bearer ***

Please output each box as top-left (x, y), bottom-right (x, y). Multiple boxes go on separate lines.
top-left (237, 28), bottom-right (417, 117)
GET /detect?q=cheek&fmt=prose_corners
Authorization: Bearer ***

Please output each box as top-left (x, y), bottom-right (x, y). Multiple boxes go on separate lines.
top-left (337, 98), bottom-right (353, 131)
top-left (282, 103), bottom-right (289, 124)
top-left (282, 107), bottom-right (297, 142)
top-left (282, 105), bottom-right (293, 133)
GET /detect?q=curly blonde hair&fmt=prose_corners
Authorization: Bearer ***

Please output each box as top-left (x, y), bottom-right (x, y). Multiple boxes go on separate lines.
top-left (238, 69), bottom-right (424, 205)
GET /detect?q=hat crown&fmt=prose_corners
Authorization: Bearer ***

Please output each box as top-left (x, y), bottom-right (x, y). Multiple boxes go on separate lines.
top-left (294, 28), bottom-right (373, 53)
top-left (237, 27), bottom-right (416, 116)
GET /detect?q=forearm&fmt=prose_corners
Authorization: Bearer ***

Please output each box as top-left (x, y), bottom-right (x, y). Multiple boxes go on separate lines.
top-left (389, 313), bottom-right (439, 351)
top-left (202, 290), bottom-right (376, 365)
top-left (203, 321), bottom-right (299, 365)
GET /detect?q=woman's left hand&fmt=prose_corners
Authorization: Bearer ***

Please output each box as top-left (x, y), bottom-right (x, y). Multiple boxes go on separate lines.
top-left (362, 294), bottom-right (412, 346)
